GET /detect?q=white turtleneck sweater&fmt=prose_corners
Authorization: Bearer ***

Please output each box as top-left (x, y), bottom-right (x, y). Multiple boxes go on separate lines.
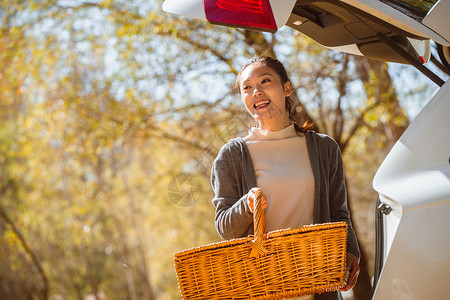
top-left (244, 125), bottom-right (315, 300)
top-left (243, 124), bottom-right (315, 233)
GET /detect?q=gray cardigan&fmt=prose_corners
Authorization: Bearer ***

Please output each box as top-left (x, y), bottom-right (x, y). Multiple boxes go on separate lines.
top-left (211, 131), bottom-right (360, 259)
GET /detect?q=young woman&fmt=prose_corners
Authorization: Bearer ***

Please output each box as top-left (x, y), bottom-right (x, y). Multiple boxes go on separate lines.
top-left (211, 56), bottom-right (360, 299)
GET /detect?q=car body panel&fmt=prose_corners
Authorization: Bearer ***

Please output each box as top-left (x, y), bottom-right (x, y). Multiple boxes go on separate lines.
top-left (373, 80), bottom-right (450, 210)
top-left (269, 0), bottom-right (297, 28)
top-left (372, 200), bottom-right (450, 299)
top-left (423, 0), bottom-right (450, 44)
top-left (286, 1), bottom-right (430, 64)
top-left (162, 0), bottom-right (206, 20)
top-left (372, 80), bottom-right (450, 298)
top-left (341, 0), bottom-right (450, 45)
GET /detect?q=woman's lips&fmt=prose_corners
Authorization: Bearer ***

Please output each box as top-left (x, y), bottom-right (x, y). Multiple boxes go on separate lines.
top-left (253, 99), bottom-right (271, 110)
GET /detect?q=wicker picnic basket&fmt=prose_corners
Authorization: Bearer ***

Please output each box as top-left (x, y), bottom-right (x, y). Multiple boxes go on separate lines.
top-left (174, 192), bottom-right (348, 299)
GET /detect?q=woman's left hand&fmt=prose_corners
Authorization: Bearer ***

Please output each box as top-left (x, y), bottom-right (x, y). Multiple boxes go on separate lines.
top-left (341, 252), bottom-right (360, 291)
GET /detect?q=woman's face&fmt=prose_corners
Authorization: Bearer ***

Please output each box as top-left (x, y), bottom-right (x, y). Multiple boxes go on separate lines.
top-left (238, 62), bottom-right (292, 131)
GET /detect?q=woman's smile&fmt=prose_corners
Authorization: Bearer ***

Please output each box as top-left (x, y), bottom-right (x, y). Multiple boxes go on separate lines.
top-left (253, 99), bottom-right (271, 110)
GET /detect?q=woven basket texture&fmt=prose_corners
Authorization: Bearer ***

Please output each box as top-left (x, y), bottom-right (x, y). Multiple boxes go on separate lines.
top-left (174, 193), bottom-right (347, 299)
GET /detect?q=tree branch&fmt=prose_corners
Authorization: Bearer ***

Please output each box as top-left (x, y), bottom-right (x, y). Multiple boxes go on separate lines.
top-left (340, 99), bottom-right (381, 152)
top-left (333, 54), bottom-right (349, 145)
top-left (0, 205), bottom-right (49, 299)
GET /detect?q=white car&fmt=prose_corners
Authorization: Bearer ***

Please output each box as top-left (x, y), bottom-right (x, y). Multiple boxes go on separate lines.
top-left (163, 0), bottom-right (450, 85)
top-left (163, 1), bottom-right (450, 298)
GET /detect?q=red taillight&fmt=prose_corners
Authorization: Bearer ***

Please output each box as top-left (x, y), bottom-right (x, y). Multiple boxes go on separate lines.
top-left (204, 0), bottom-right (277, 32)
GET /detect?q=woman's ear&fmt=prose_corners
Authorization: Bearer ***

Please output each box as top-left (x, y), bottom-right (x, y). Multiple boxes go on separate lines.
top-left (284, 81), bottom-right (292, 97)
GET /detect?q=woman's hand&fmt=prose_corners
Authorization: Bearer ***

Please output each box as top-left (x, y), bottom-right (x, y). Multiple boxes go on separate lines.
top-left (247, 187), bottom-right (267, 213)
top-left (341, 252), bottom-right (360, 291)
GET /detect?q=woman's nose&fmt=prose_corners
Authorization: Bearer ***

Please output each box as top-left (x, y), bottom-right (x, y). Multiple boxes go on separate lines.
top-left (252, 86), bottom-right (263, 97)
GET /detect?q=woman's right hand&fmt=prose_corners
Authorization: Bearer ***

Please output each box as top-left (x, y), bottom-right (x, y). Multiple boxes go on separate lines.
top-left (247, 187), bottom-right (268, 213)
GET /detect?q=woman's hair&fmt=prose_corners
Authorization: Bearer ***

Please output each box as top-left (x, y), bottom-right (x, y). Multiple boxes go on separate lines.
top-left (234, 55), bottom-right (313, 134)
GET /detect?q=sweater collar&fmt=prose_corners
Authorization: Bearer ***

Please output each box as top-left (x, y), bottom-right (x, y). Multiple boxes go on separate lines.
top-left (246, 124), bottom-right (297, 141)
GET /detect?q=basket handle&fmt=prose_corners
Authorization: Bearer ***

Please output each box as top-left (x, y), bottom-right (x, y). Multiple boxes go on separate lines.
top-left (253, 190), bottom-right (266, 237)
top-left (249, 190), bottom-right (269, 258)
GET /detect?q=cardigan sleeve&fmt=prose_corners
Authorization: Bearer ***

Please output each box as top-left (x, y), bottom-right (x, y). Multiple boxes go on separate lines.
top-left (211, 141), bottom-right (254, 240)
top-left (327, 138), bottom-right (360, 260)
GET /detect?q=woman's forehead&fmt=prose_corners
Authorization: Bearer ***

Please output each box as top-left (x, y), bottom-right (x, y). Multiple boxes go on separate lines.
top-left (240, 63), bottom-right (277, 83)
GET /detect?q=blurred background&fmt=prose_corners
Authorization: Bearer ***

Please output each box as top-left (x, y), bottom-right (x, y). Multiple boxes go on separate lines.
top-left (1, 1), bottom-right (447, 299)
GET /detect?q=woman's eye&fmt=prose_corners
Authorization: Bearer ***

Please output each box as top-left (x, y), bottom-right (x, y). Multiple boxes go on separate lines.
top-left (262, 78), bottom-right (271, 84)
top-left (242, 86), bottom-right (250, 91)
